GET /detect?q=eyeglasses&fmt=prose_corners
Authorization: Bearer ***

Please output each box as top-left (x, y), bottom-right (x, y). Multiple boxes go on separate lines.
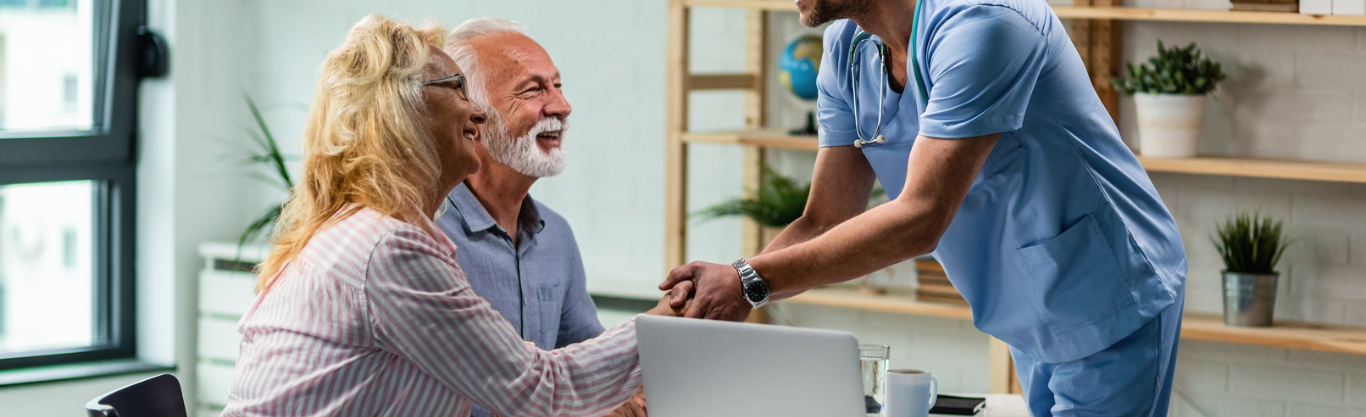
top-left (422, 73), bottom-right (468, 100)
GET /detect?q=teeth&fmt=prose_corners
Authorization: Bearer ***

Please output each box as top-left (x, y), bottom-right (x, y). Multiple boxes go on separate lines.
top-left (464, 131), bottom-right (475, 139)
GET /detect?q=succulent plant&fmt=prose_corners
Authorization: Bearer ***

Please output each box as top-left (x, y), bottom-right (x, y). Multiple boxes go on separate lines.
top-left (1212, 211), bottom-right (1294, 275)
top-left (1112, 41), bottom-right (1227, 96)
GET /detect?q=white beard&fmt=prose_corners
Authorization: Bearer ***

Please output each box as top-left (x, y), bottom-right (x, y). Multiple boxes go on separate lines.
top-left (484, 116), bottom-right (568, 177)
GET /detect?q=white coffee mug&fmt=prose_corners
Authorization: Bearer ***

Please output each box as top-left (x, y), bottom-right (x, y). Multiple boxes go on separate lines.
top-left (884, 369), bottom-right (938, 417)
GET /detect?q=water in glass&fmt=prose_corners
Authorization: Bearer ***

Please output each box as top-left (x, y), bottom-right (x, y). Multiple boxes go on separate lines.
top-left (860, 344), bottom-right (890, 416)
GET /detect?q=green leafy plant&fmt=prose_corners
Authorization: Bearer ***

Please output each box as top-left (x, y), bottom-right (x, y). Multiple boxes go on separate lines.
top-left (1111, 41), bottom-right (1227, 96)
top-left (1212, 211), bottom-right (1294, 275)
top-left (236, 93), bottom-right (294, 254)
top-left (692, 164), bottom-right (883, 228)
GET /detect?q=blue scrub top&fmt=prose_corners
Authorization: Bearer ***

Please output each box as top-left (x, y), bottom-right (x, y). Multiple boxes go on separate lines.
top-left (816, 0), bottom-right (1187, 363)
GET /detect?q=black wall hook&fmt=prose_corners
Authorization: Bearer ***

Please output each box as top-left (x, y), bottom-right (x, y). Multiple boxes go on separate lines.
top-left (137, 25), bottom-right (169, 78)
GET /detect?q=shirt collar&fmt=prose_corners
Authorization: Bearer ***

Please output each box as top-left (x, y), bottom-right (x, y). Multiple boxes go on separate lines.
top-left (447, 182), bottom-right (546, 238)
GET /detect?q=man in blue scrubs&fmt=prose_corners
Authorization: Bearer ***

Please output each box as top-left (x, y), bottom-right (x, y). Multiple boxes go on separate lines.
top-left (661, 0), bottom-right (1188, 415)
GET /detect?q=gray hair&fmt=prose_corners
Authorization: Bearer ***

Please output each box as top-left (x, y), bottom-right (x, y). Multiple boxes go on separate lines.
top-left (445, 17), bottom-right (527, 114)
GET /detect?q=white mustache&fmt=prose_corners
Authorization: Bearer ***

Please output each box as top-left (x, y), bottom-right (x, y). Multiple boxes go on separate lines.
top-left (528, 117), bottom-right (568, 138)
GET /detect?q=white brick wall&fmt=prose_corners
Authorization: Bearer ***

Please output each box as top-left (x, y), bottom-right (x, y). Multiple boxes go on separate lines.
top-left (1170, 341), bottom-right (1366, 416)
top-left (239, 0), bottom-right (1366, 414)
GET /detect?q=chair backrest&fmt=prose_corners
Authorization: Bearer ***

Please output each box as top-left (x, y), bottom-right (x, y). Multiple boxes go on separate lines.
top-left (85, 373), bottom-right (188, 417)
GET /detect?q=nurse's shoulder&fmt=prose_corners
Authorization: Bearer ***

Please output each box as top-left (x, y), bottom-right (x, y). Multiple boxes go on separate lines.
top-left (819, 19), bottom-right (861, 79)
top-left (926, 0), bottom-right (1058, 37)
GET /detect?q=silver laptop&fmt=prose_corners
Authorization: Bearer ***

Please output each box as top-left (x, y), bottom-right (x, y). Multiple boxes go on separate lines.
top-left (636, 315), bottom-right (865, 417)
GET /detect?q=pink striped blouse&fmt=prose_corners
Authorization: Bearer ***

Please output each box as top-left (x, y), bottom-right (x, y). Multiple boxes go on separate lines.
top-left (223, 206), bottom-right (642, 416)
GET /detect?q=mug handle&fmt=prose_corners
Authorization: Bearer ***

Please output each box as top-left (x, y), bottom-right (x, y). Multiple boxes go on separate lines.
top-left (927, 376), bottom-right (938, 409)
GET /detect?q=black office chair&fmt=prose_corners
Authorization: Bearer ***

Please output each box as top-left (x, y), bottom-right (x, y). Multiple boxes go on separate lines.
top-left (85, 373), bottom-right (188, 417)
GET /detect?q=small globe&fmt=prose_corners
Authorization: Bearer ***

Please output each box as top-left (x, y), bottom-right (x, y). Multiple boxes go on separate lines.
top-left (779, 34), bottom-right (823, 102)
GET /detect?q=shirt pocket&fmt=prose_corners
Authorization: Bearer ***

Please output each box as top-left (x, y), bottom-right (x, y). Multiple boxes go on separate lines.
top-left (536, 283), bottom-right (565, 348)
top-left (1016, 213), bottom-right (1136, 334)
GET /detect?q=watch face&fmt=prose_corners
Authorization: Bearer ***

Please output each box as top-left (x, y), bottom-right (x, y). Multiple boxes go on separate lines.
top-left (744, 280), bottom-right (769, 302)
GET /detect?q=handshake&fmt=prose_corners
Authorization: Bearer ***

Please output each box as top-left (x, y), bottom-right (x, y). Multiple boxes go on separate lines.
top-left (647, 260), bottom-right (760, 322)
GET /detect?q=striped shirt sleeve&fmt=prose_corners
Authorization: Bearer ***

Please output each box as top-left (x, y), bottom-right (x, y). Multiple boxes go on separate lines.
top-left (364, 225), bottom-right (642, 417)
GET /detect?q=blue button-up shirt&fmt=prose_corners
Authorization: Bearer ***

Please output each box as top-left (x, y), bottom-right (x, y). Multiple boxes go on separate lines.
top-left (435, 183), bottom-right (606, 417)
top-left (816, 0), bottom-right (1186, 364)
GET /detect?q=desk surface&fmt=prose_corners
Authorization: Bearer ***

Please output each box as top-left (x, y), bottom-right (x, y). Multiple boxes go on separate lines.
top-left (930, 394), bottom-right (1028, 417)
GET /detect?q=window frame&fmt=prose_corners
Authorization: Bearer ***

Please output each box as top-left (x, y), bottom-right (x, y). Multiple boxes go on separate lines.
top-left (0, 0), bottom-right (144, 370)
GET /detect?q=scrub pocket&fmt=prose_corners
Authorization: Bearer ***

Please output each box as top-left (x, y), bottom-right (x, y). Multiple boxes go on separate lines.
top-left (1017, 213), bottom-right (1136, 334)
top-left (536, 283), bottom-right (565, 348)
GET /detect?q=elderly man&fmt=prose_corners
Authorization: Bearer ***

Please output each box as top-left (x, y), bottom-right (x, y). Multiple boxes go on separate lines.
top-left (436, 18), bottom-right (646, 417)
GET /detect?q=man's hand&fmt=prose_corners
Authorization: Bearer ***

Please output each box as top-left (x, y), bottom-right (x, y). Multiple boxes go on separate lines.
top-left (659, 261), bottom-right (750, 322)
top-left (602, 387), bottom-right (648, 417)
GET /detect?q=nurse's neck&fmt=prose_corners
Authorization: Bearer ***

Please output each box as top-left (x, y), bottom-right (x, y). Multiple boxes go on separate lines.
top-left (850, 0), bottom-right (917, 92)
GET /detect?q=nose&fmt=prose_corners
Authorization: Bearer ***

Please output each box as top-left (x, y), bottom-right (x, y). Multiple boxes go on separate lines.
top-left (469, 105), bottom-right (488, 125)
top-left (544, 86), bottom-right (572, 119)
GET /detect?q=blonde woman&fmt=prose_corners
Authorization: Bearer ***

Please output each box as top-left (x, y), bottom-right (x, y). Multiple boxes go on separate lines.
top-left (223, 16), bottom-right (675, 417)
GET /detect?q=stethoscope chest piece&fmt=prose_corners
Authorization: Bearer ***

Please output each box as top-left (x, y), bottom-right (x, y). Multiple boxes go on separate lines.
top-left (853, 135), bottom-right (886, 149)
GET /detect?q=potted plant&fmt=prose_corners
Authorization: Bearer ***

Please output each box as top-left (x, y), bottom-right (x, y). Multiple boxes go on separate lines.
top-left (1111, 41), bottom-right (1227, 158)
top-left (694, 164), bottom-right (886, 293)
top-left (1212, 212), bottom-right (1294, 327)
top-left (693, 163), bottom-right (812, 246)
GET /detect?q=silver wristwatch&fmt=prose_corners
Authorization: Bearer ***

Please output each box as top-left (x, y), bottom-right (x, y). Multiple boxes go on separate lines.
top-left (732, 258), bottom-right (771, 308)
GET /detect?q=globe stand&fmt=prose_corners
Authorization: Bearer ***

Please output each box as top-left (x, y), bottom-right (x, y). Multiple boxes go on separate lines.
top-left (789, 111), bottom-right (819, 136)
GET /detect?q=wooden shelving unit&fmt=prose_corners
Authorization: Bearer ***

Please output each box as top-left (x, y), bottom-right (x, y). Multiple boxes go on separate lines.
top-left (668, 0), bottom-right (1366, 397)
top-left (1051, 6), bottom-right (1366, 26)
top-left (784, 287), bottom-right (975, 320)
top-left (1136, 156), bottom-right (1366, 184)
top-left (680, 131), bottom-right (1366, 184)
top-left (785, 288), bottom-right (1366, 356)
top-left (684, 0), bottom-right (1366, 27)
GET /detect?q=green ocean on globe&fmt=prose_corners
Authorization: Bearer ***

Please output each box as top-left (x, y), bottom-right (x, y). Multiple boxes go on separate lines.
top-left (779, 34), bottom-right (823, 101)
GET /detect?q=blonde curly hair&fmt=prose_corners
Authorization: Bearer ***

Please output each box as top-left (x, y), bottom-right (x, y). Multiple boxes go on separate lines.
top-left (257, 15), bottom-right (449, 292)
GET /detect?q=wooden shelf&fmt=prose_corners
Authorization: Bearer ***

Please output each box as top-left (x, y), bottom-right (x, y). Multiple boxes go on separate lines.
top-left (784, 287), bottom-right (1366, 356)
top-left (684, 0), bottom-right (796, 11)
top-left (683, 1), bottom-right (1366, 26)
top-left (1182, 313), bottom-right (1366, 356)
top-left (1138, 156), bottom-right (1366, 184)
top-left (683, 130), bottom-right (820, 150)
top-left (1052, 6), bottom-right (1366, 26)
top-left (685, 131), bottom-right (1366, 184)
top-left (783, 286), bottom-right (974, 320)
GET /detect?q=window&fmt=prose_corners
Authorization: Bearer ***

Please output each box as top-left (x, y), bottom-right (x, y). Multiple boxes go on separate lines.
top-left (0, 0), bottom-right (143, 370)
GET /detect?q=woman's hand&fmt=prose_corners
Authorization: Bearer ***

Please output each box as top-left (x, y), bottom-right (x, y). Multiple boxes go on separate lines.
top-left (602, 387), bottom-right (648, 417)
top-left (646, 289), bottom-right (689, 317)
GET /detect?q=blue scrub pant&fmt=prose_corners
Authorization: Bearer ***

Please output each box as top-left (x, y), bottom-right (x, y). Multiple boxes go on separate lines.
top-left (1010, 293), bottom-right (1184, 417)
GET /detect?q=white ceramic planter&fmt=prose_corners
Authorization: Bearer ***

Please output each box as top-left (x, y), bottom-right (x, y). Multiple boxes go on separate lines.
top-left (1134, 93), bottom-right (1207, 158)
top-left (1333, 0), bottom-right (1365, 15)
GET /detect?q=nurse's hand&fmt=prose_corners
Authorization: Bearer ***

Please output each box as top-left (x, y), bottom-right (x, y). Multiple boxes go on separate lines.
top-left (660, 261), bottom-right (750, 322)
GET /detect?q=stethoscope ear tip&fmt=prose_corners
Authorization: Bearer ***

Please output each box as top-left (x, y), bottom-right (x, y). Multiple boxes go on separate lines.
top-left (874, 135), bottom-right (885, 144)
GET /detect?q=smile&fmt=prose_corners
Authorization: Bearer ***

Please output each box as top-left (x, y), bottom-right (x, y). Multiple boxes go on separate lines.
top-left (536, 130), bottom-right (562, 141)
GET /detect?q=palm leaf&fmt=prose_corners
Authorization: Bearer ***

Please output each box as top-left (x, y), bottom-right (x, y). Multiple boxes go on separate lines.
top-left (244, 92), bottom-right (294, 190)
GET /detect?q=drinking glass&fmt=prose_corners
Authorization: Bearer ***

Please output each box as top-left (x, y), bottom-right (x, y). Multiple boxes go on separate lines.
top-left (860, 344), bottom-right (891, 416)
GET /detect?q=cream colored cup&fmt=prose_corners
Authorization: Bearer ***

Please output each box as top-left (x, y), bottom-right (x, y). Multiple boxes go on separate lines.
top-left (884, 369), bottom-right (938, 417)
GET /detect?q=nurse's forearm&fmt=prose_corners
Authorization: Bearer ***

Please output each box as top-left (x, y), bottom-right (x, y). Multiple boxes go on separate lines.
top-left (750, 133), bottom-right (1000, 299)
top-left (760, 216), bottom-right (828, 255)
top-left (749, 196), bottom-right (943, 299)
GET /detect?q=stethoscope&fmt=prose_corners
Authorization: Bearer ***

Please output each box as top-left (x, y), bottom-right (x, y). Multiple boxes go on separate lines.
top-left (847, 0), bottom-right (929, 149)
top-left (848, 31), bottom-right (888, 149)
